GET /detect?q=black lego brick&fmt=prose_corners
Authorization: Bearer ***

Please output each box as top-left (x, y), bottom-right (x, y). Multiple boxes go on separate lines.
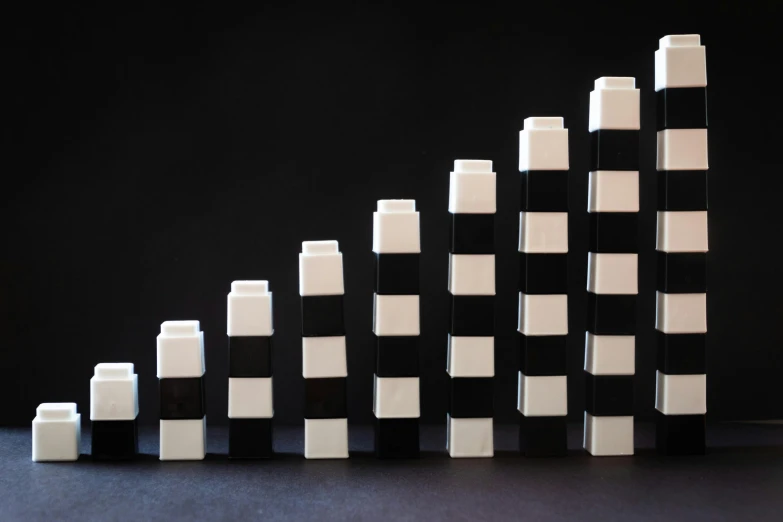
top-left (228, 336), bottom-right (272, 378)
top-left (448, 377), bottom-right (494, 418)
top-left (584, 373), bottom-right (634, 416)
top-left (449, 213), bottom-right (495, 254)
top-left (448, 295), bottom-right (495, 336)
top-left (519, 413), bottom-right (567, 457)
top-left (520, 170), bottom-right (569, 212)
top-left (519, 253), bottom-right (568, 294)
top-left (90, 419), bottom-right (138, 460)
top-left (586, 293), bottom-right (637, 335)
top-left (228, 418), bottom-right (273, 459)
top-left (656, 87), bottom-right (708, 131)
top-left (519, 334), bottom-right (567, 376)
top-left (159, 376), bottom-right (206, 420)
top-left (376, 336), bottom-right (419, 377)
top-left (375, 253), bottom-right (420, 295)
top-left (589, 212), bottom-right (638, 253)
top-left (375, 417), bottom-right (420, 459)
top-left (658, 170), bottom-right (708, 211)
top-left (655, 410), bottom-right (706, 456)
top-left (590, 129), bottom-right (640, 171)
top-left (657, 252), bottom-right (707, 293)
top-left (657, 331), bottom-right (707, 375)
top-left (304, 377), bottom-right (348, 419)
top-left (301, 295), bottom-right (345, 337)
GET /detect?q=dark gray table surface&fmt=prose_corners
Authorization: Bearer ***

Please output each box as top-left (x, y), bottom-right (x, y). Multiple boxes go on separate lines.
top-left (2, 422), bottom-right (782, 521)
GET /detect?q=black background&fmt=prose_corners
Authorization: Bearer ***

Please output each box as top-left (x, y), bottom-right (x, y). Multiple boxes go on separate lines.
top-left (3, 0), bottom-right (781, 427)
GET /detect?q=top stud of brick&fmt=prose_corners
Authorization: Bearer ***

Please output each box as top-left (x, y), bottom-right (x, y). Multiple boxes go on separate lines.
top-left (595, 77), bottom-right (635, 90)
top-left (36, 403), bottom-right (78, 421)
top-left (94, 363), bottom-right (134, 379)
top-left (230, 280), bottom-right (269, 295)
top-left (160, 320), bottom-right (200, 336)
top-left (660, 34), bottom-right (701, 48)
top-left (454, 160), bottom-right (493, 173)
top-left (302, 240), bottom-right (339, 255)
top-left (523, 117), bottom-right (563, 130)
top-left (378, 200), bottom-right (416, 213)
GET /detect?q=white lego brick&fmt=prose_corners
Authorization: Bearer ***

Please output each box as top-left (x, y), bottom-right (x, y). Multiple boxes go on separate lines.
top-left (655, 34), bottom-right (707, 91)
top-left (90, 363), bottom-right (139, 421)
top-left (447, 415), bottom-right (494, 458)
top-left (447, 335), bottom-right (494, 377)
top-left (588, 77), bottom-right (640, 132)
top-left (518, 212), bottom-right (568, 253)
top-left (584, 333), bottom-right (635, 376)
top-left (373, 294), bottom-right (420, 336)
top-left (302, 336), bottom-right (347, 378)
top-left (156, 321), bottom-right (205, 378)
top-left (299, 240), bottom-right (344, 296)
top-left (227, 280), bottom-right (273, 336)
top-left (518, 293), bottom-right (568, 336)
top-left (372, 200), bottom-right (421, 254)
top-left (657, 129), bottom-right (709, 171)
top-left (656, 371), bottom-right (707, 415)
top-left (373, 376), bottom-right (420, 418)
top-left (519, 117), bottom-right (569, 171)
top-left (657, 211), bottom-right (709, 253)
top-left (32, 403), bottom-right (81, 462)
top-left (448, 160), bottom-right (496, 214)
top-left (159, 417), bottom-right (206, 460)
top-left (588, 171), bottom-right (639, 212)
top-left (655, 292), bottom-right (707, 334)
top-left (448, 254), bottom-right (495, 295)
top-left (587, 253), bottom-right (638, 295)
top-left (228, 377), bottom-right (273, 418)
top-left (584, 412), bottom-right (634, 456)
top-left (304, 418), bottom-right (349, 459)
top-left (517, 373), bottom-right (568, 416)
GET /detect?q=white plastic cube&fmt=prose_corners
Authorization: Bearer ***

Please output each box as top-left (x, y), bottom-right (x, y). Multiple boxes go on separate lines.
top-left (448, 254), bottom-right (495, 295)
top-left (447, 335), bottom-right (494, 377)
top-left (373, 376), bottom-right (420, 418)
top-left (299, 241), bottom-right (344, 296)
top-left (584, 333), bottom-right (635, 376)
top-left (447, 415), bottom-right (493, 458)
top-left (519, 212), bottom-right (568, 253)
top-left (588, 170), bottom-right (639, 212)
top-left (517, 373), bottom-right (567, 416)
top-left (656, 292), bottom-right (707, 334)
top-left (304, 418), bottom-right (349, 459)
top-left (656, 372), bottom-right (707, 415)
top-left (372, 200), bottom-right (421, 254)
top-left (518, 293), bottom-right (568, 336)
top-left (32, 403), bottom-right (81, 462)
top-left (657, 211), bottom-right (709, 253)
top-left (228, 377), bottom-right (273, 418)
top-left (227, 281), bottom-right (273, 336)
top-left (373, 294), bottom-right (420, 336)
top-left (156, 320), bottom-right (205, 378)
top-left (587, 253), bottom-right (638, 295)
top-left (657, 129), bottom-right (709, 171)
top-left (588, 77), bottom-right (640, 131)
top-left (448, 160), bottom-right (496, 214)
top-left (159, 417), bottom-right (206, 461)
top-left (584, 413), bottom-right (634, 456)
top-left (302, 336), bottom-right (347, 378)
top-left (655, 35), bottom-right (707, 91)
top-left (90, 363), bottom-right (139, 421)
top-left (519, 117), bottom-right (569, 171)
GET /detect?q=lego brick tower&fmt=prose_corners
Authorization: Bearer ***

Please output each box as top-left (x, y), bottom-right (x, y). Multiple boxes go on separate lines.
top-left (517, 117), bottom-right (570, 457)
top-left (584, 77), bottom-right (640, 456)
top-left (300, 240), bottom-right (349, 459)
top-left (372, 200), bottom-right (421, 458)
top-left (654, 34), bottom-right (708, 455)
top-left (446, 159), bottom-right (495, 458)
top-left (156, 320), bottom-right (207, 460)
top-left (90, 362), bottom-right (139, 460)
top-left (227, 281), bottom-right (274, 458)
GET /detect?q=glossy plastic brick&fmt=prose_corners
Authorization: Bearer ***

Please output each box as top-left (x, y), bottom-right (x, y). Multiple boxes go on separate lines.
top-left (448, 377), bottom-right (494, 418)
top-left (159, 376), bottom-right (206, 419)
top-left (519, 334), bottom-right (567, 376)
top-left (301, 295), bottom-right (346, 337)
top-left (228, 418), bottom-right (273, 459)
top-left (228, 336), bottom-right (272, 377)
top-left (584, 374), bottom-right (634, 416)
top-left (303, 377), bottom-right (347, 419)
top-left (519, 413), bottom-right (567, 457)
